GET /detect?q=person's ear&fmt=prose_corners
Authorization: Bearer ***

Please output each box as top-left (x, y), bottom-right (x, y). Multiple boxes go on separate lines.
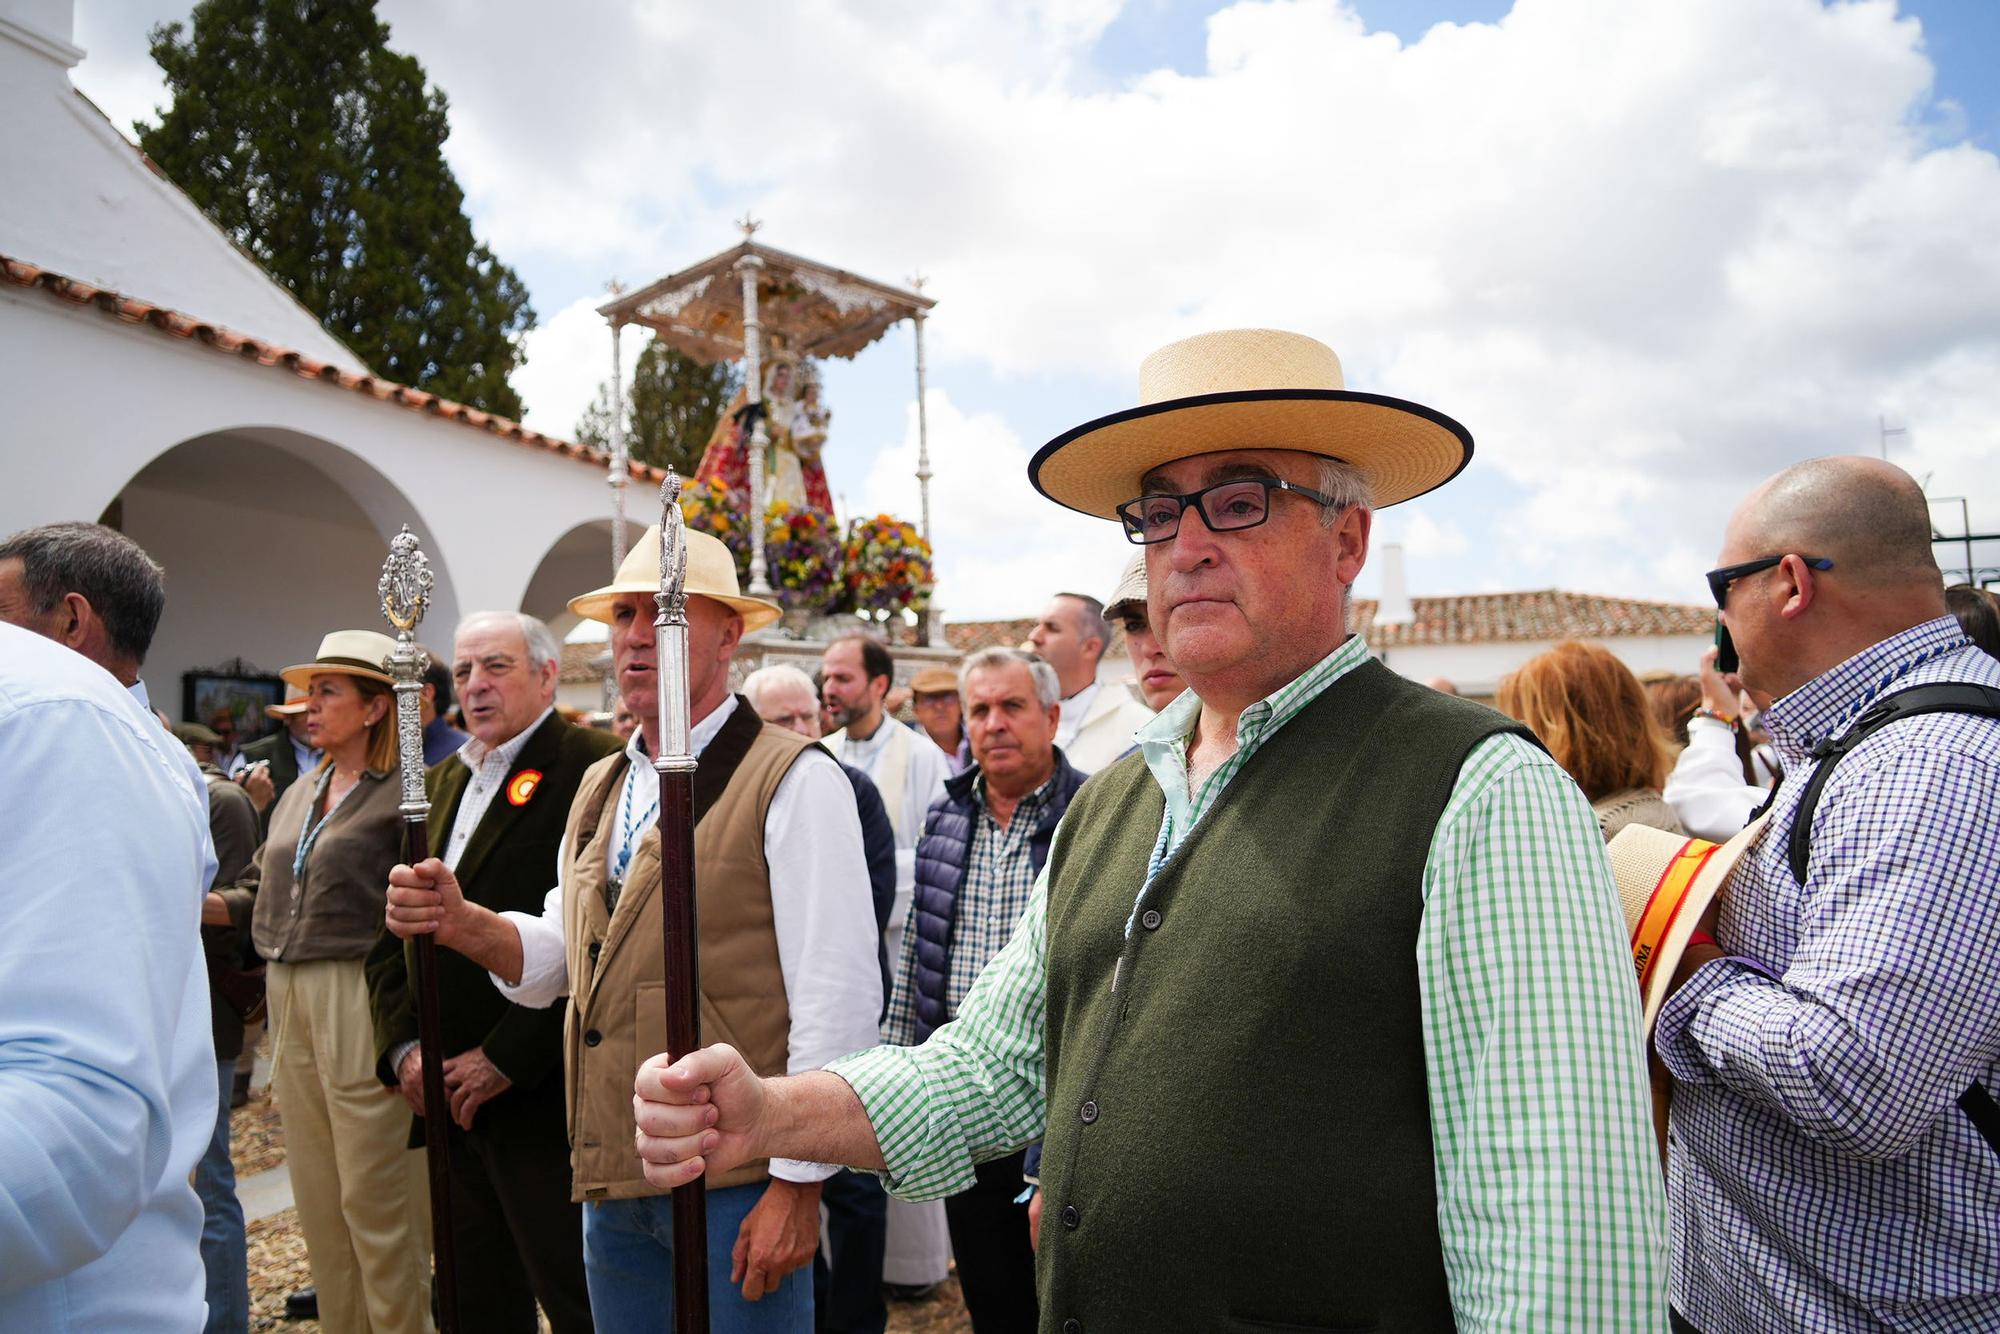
top-left (1777, 554), bottom-right (1817, 621)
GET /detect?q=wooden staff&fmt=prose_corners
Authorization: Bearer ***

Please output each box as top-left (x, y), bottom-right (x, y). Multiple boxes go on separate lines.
top-left (378, 527), bottom-right (459, 1332)
top-left (653, 472), bottom-right (710, 1330)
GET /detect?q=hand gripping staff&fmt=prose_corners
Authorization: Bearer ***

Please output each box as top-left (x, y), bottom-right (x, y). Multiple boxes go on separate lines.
top-left (378, 527), bottom-right (459, 1332)
top-left (654, 472), bottom-right (711, 1330)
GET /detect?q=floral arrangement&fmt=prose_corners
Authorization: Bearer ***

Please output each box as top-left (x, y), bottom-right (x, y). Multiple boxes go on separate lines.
top-left (839, 515), bottom-right (934, 617)
top-left (763, 502), bottom-right (842, 610)
top-left (676, 475), bottom-right (749, 572)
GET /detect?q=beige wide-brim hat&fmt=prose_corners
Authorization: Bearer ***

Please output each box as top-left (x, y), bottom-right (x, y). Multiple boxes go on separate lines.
top-left (568, 524), bottom-right (782, 632)
top-left (1029, 329), bottom-right (1473, 520)
top-left (265, 685), bottom-right (309, 719)
top-left (1609, 815), bottom-right (1767, 1034)
top-left (281, 630), bottom-right (399, 690)
top-left (910, 667), bottom-right (959, 696)
top-left (1104, 552), bottom-right (1147, 619)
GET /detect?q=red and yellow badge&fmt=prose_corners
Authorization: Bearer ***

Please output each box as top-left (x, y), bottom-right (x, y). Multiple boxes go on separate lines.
top-left (506, 770), bottom-right (543, 807)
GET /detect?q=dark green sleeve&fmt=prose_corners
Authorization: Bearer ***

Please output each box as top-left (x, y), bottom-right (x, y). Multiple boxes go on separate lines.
top-left (479, 996), bottom-right (567, 1091)
top-left (207, 781), bottom-right (262, 889)
top-left (363, 925), bottom-right (417, 1087)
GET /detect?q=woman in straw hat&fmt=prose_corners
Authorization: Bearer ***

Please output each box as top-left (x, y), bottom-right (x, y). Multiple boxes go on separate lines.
top-left (206, 630), bottom-right (430, 1334)
top-left (1498, 639), bottom-right (1688, 841)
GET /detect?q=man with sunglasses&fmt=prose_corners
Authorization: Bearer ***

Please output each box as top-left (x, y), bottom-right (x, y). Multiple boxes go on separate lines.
top-left (633, 329), bottom-right (1668, 1331)
top-left (1655, 454), bottom-right (2000, 1334)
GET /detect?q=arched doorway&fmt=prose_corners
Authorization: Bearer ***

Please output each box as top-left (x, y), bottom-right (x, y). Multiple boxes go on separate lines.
top-left (518, 519), bottom-right (616, 717)
top-left (107, 428), bottom-right (459, 719)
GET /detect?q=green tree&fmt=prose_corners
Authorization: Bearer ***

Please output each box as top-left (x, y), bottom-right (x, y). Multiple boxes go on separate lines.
top-left (576, 340), bottom-right (741, 476)
top-left (137, 0), bottom-right (535, 416)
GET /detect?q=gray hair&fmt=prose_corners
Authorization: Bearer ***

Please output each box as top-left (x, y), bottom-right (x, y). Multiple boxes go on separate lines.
top-left (0, 522), bottom-right (166, 664)
top-left (1314, 457), bottom-right (1374, 524)
top-left (959, 647), bottom-right (1061, 709)
top-left (455, 611), bottom-right (562, 674)
top-left (742, 663), bottom-right (817, 711)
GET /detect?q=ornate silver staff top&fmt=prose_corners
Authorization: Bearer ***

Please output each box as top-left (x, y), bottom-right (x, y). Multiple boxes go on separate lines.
top-left (378, 526), bottom-right (435, 820)
top-left (654, 471), bottom-right (697, 775)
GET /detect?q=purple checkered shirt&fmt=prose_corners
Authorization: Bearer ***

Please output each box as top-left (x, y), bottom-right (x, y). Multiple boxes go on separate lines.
top-left (1656, 615), bottom-right (2000, 1333)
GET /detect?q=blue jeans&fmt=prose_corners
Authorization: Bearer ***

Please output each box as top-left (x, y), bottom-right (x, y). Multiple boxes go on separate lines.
top-left (194, 1057), bottom-right (248, 1334)
top-left (585, 1183), bottom-right (813, 1334)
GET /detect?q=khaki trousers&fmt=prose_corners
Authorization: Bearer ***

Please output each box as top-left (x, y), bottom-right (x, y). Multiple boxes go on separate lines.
top-left (269, 960), bottom-right (431, 1334)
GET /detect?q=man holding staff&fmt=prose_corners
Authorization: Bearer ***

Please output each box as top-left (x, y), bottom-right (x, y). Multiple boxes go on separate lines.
top-left (632, 329), bottom-right (1669, 1330)
top-left (384, 524), bottom-right (881, 1332)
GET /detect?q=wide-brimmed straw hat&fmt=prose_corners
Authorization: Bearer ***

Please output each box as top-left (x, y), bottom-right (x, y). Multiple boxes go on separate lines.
top-left (910, 667), bottom-right (959, 696)
top-left (265, 685), bottom-right (309, 719)
top-left (568, 524), bottom-right (782, 631)
top-left (1029, 329), bottom-right (1473, 520)
top-left (1104, 553), bottom-right (1147, 620)
top-left (1609, 815), bottom-right (1767, 1033)
top-left (281, 630), bottom-right (399, 690)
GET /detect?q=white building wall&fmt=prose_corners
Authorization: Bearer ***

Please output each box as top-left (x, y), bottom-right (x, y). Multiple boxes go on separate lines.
top-left (0, 279), bottom-right (626, 718)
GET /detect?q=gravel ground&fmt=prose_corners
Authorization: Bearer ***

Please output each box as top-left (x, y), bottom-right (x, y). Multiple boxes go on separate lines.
top-left (232, 1089), bottom-right (971, 1331)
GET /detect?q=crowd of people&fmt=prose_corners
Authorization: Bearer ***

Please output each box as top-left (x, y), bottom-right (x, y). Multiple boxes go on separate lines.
top-left (3, 326), bottom-right (1998, 1334)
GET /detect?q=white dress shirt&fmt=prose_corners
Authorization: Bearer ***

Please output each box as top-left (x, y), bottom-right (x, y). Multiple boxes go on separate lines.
top-left (1, 627), bottom-right (212, 1331)
top-left (1663, 716), bottom-right (1766, 841)
top-left (826, 717), bottom-right (951, 935)
top-left (1054, 681), bottom-right (1098, 752)
top-left (494, 695), bottom-right (882, 1182)
top-left (442, 706), bottom-right (554, 870)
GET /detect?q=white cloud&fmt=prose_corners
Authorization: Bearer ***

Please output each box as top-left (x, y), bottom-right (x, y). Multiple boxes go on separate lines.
top-left (514, 296), bottom-right (641, 437)
top-left (860, 389), bottom-right (1130, 619)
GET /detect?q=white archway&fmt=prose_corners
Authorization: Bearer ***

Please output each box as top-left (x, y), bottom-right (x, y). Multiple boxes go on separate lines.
top-left (110, 428), bottom-right (462, 715)
top-left (517, 518), bottom-right (616, 642)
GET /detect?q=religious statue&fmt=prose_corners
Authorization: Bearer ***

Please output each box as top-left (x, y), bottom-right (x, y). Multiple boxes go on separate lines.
top-left (693, 353), bottom-right (835, 516)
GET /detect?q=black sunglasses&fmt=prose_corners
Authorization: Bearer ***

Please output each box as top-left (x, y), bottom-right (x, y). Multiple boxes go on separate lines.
top-left (1705, 554), bottom-right (1833, 608)
top-left (1116, 477), bottom-right (1338, 546)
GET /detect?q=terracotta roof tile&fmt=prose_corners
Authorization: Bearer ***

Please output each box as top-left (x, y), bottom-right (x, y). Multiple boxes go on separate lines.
top-left (0, 253), bottom-right (660, 484)
top-left (944, 619), bottom-right (1038, 654)
top-left (1356, 589), bottom-right (1712, 647)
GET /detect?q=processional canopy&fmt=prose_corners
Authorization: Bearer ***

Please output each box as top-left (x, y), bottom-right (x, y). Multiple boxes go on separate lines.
top-left (598, 236), bottom-right (936, 364)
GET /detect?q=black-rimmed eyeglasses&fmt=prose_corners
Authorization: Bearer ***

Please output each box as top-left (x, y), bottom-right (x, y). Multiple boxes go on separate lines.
top-left (1705, 554), bottom-right (1833, 608)
top-left (1116, 478), bottom-right (1338, 545)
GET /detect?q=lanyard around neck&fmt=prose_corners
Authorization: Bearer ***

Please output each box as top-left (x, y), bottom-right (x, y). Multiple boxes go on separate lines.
top-left (292, 766), bottom-right (354, 882)
top-left (611, 762), bottom-right (659, 886)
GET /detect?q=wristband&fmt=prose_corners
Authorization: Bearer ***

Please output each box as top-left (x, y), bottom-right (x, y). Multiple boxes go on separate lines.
top-left (1687, 929), bottom-right (1720, 953)
top-left (1692, 708), bottom-right (1738, 731)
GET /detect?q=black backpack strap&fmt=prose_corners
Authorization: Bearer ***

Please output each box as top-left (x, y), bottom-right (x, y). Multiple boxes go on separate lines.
top-left (1779, 682), bottom-right (2000, 1160)
top-left (1959, 1084), bottom-right (2000, 1161)
top-left (1786, 684), bottom-right (2000, 885)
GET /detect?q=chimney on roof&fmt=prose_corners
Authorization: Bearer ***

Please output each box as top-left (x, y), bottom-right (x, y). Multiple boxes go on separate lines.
top-left (1375, 542), bottom-right (1415, 626)
top-left (0, 0), bottom-right (82, 69)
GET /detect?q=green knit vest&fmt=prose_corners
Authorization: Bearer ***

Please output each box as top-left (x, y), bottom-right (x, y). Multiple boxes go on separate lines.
top-left (1037, 659), bottom-right (1528, 1333)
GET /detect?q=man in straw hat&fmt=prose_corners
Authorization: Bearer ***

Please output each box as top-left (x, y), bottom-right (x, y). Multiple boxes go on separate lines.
top-left (1646, 456), bottom-right (2000, 1334)
top-left (633, 329), bottom-right (1669, 1329)
top-left (383, 525), bottom-right (882, 1333)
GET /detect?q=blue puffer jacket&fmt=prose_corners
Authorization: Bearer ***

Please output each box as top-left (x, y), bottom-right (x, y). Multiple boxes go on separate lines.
top-left (908, 749), bottom-right (1088, 1042)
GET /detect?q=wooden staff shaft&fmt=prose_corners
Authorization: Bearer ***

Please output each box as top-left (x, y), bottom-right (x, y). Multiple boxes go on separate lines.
top-left (657, 767), bottom-right (707, 1330)
top-left (402, 816), bottom-right (459, 1332)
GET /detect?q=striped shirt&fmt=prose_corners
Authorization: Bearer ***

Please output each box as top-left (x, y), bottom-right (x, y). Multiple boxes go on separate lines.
top-left (1656, 615), bottom-right (2000, 1333)
top-left (883, 771), bottom-right (1059, 1049)
top-left (831, 636), bottom-right (1669, 1330)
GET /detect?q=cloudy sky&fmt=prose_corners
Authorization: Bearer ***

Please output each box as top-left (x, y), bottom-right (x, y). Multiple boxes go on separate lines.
top-left (71, 0), bottom-right (2000, 619)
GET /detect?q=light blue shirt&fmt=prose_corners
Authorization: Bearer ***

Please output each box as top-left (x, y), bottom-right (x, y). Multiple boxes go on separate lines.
top-left (0, 624), bottom-right (213, 1331)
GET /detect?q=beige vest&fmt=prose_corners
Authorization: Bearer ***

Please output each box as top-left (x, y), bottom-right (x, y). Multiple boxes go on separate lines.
top-left (559, 724), bottom-right (809, 1200)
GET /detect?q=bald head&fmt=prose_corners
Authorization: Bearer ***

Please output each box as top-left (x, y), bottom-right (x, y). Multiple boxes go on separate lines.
top-left (1730, 456), bottom-right (1939, 591)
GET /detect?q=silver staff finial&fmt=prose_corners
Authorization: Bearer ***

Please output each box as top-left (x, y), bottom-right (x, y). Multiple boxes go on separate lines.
top-left (656, 470), bottom-right (689, 629)
top-left (378, 526), bottom-right (435, 641)
top-left (378, 526), bottom-right (435, 817)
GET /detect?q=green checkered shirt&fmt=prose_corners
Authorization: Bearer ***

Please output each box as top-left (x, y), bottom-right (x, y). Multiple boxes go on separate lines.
top-left (832, 637), bottom-right (1669, 1329)
top-left (883, 770), bottom-right (1058, 1048)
